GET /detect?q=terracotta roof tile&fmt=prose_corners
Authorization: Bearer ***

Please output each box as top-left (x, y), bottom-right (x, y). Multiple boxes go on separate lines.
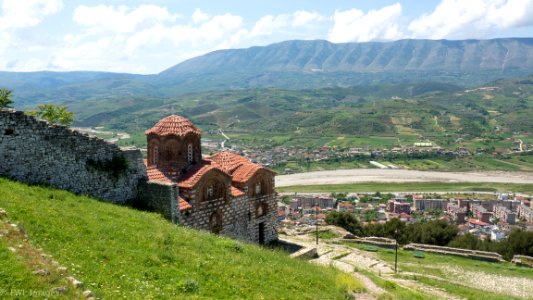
top-left (208, 151), bottom-right (249, 173)
top-left (231, 186), bottom-right (245, 197)
top-left (145, 115), bottom-right (201, 137)
top-left (178, 160), bottom-right (229, 189)
top-left (179, 196), bottom-right (192, 211)
top-left (209, 151), bottom-right (274, 184)
top-left (146, 165), bottom-right (173, 184)
top-left (468, 218), bottom-right (489, 226)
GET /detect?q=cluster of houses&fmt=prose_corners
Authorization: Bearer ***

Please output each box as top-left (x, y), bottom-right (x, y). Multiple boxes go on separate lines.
top-left (202, 137), bottom-right (478, 173)
top-left (277, 195), bottom-right (338, 226)
top-left (277, 192), bottom-right (533, 241)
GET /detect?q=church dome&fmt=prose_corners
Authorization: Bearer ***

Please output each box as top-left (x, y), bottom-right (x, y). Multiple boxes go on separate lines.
top-left (145, 115), bottom-right (201, 137)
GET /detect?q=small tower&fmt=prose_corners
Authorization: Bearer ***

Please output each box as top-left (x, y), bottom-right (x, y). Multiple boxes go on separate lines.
top-left (145, 115), bottom-right (202, 175)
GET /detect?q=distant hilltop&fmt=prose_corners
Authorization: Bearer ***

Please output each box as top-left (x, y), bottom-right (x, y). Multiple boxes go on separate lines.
top-left (2, 38), bottom-right (533, 106)
top-left (162, 38), bottom-right (533, 75)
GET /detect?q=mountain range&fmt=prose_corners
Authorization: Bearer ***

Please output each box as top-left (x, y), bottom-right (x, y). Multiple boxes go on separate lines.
top-left (1, 38), bottom-right (532, 107)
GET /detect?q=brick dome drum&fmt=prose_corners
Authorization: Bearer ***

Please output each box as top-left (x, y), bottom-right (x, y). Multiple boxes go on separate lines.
top-left (145, 115), bottom-right (201, 137)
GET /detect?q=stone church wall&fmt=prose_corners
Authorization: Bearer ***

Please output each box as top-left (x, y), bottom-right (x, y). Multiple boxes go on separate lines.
top-left (0, 110), bottom-right (147, 204)
top-left (139, 181), bottom-right (180, 222)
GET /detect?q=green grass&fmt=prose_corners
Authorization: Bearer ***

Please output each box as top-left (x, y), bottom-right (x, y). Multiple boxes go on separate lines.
top-left (309, 230), bottom-right (341, 240)
top-left (278, 182), bottom-right (533, 193)
top-left (410, 276), bottom-right (522, 300)
top-left (346, 243), bottom-right (533, 280)
top-left (350, 244), bottom-right (532, 299)
top-left (357, 270), bottom-right (431, 300)
top-left (0, 240), bottom-right (77, 299)
top-left (0, 177), bottom-right (361, 299)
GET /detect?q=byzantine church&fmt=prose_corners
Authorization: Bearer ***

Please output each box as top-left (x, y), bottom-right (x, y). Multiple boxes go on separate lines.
top-left (144, 115), bottom-right (277, 244)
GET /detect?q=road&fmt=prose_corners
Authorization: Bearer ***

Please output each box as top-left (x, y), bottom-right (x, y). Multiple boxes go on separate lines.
top-left (276, 169), bottom-right (533, 187)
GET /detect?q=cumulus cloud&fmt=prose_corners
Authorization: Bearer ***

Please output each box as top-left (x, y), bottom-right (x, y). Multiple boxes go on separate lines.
top-left (329, 3), bottom-right (404, 43)
top-left (73, 4), bottom-right (178, 33)
top-left (408, 0), bottom-right (533, 39)
top-left (249, 14), bottom-right (290, 37)
top-left (247, 10), bottom-right (326, 38)
top-left (0, 0), bottom-right (63, 29)
top-left (192, 8), bottom-right (210, 23)
top-left (292, 10), bottom-right (324, 27)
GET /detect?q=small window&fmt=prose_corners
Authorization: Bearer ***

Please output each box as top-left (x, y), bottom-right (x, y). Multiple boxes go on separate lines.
top-left (255, 183), bottom-right (261, 195)
top-left (4, 128), bottom-right (14, 135)
top-left (207, 185), bottom-right (214, 200)
top-left (257, 205), bottom-right (263, 217)
top-left (153, 146), bottom-right (159, 165)
top-left (187, 144), bottom-right (193, 163)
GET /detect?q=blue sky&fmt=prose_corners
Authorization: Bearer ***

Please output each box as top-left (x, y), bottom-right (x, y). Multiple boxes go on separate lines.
top-left (1, 0), bottom-right (532, 74)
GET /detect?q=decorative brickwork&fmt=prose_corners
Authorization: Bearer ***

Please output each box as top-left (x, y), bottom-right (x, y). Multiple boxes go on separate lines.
top-left (145, 115), bottom-right (278, 244)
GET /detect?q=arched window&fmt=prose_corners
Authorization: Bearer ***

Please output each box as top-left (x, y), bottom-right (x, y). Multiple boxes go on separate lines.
top-left (207, 185), bottom-right (214, 200)
top-left (153, 146), bottom-right (159, 165)
top-left (255, 182), bottom-right (261, 195)
top-left (204, 180), bottom-right (226, 202)
top-left (256, 202), bottom-right (268, 217)
top-left (187, 144), bottom-right (193, 163)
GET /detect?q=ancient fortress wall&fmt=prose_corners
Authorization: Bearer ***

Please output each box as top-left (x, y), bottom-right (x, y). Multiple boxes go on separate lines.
top-left (0, 110), bottom-right (147, 203)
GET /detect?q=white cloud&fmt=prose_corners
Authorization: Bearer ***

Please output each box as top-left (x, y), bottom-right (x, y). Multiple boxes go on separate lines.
top-left (408, 0), bottom-right (533, 39)
top-left (249, 14), bottom-right (290, 37)
top-left (329, 3), bottom-right (404, 43)
top-left (73, 4), bottom-right (178, 33)
top-left (292, 11), bottom-right (324, 27)
top-left (192, 8), bottom-right (209, 23)
top-left (0, 0), bottom-right (63, 29)
top-left (486, 0), bottom-right (533, 28)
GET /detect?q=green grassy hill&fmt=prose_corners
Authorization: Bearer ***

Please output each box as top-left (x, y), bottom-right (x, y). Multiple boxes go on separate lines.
top-left (69, 75), bottom-right (533, 154)
top-left (0, 177), bottom-right (362, 299)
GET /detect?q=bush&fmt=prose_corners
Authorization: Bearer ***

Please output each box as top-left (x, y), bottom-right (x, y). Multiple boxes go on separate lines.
top-left (179, 278), bottom-right (199, 294)
top-left (325, 211), bottom-right (364, 236)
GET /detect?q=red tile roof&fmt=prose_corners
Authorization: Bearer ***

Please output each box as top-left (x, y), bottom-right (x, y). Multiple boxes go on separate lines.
top-left (399, 212), bottom-right (411, 219)
top-left (178, 160), bottom-right (229, 189)
top-left (145, 115), bottom-right (201, 137)
top-left (231, 186), bottom-right (245, 197)
top-left (468, 218), bottom-right (489, 226)
top-left (209, 151), bottom-right (274, 184)
top-left (179, 196), bottom-right (192, 211)
top-left (146, 165), bottom-right (173, 184)
top-left (209, 151), bottom-right (248, 173)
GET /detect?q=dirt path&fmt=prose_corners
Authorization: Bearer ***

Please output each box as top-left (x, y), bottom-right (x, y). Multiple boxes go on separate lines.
top-left (0, 208), bottom-right (89, 299)
top-left (277, 168), bottom-right (533, 186)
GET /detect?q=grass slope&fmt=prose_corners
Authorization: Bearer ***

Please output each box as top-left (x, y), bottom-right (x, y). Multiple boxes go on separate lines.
top-left (346, 243), bottom-right (532, 300)
top-left (0, 177), bottom-right (361, 299)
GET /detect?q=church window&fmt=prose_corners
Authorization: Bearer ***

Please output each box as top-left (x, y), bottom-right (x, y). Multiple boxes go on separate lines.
top-left (188, 144), bottom-right (193, 163)
top-left (207, 185), bottom-right (214, 200)
top-left (153, 146), bottom-right (159, 165)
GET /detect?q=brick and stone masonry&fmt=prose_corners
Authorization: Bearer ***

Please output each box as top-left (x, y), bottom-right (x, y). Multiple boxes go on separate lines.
top-left (0, 110), bottom-right (278, 244)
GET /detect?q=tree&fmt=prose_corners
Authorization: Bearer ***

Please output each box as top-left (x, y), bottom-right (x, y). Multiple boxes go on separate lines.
top-left (0, 88), bottom-right (14, 108)
top-left (325, 211), bottom-right (364, 236)
top-left (27, 104), bottom-right (74, 126)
